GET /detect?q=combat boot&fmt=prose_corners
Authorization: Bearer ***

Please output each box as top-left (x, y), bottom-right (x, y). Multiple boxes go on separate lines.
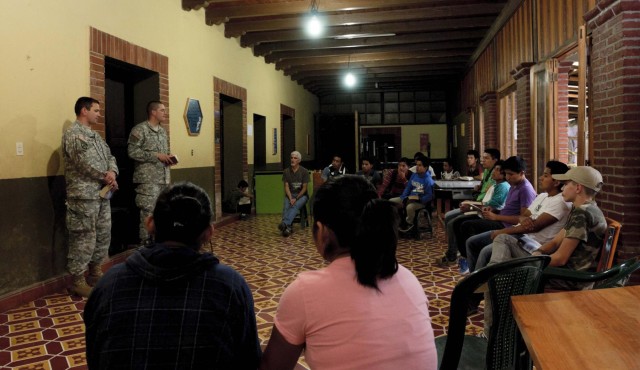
top-left (86, 263), bottom-right (103, 286)
top-left (69, 274), bottom-right (92, 298)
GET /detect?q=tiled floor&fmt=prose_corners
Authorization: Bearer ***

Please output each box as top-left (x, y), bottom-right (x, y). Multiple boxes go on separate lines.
top-left (0, 214), bottom-right (484, 369)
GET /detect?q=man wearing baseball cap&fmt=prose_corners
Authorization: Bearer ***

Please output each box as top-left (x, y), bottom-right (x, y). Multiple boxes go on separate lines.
top-left (531, 166), bottom-right (607, 290)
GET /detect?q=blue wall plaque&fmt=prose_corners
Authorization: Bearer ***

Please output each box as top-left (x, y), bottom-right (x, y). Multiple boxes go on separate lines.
top-left (183, 98), bottom-right (203, 135)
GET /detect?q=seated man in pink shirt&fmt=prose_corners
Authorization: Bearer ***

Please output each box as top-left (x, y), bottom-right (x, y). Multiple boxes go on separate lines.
top-left (260, 176), bottom-right (437, 370)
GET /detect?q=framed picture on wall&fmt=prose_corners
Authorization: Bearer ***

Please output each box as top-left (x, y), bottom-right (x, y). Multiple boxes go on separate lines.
top-left (183, 98), bottom-right (203, 136)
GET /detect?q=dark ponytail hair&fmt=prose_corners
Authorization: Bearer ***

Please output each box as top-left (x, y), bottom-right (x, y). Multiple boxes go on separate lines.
top-left (152, 182), bottom-right (213, 247)
top-left (313, 175), bottom-right (399, 290)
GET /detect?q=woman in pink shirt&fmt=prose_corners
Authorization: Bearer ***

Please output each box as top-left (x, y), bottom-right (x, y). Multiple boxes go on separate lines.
top-left (260, 176), bottom-right (437, 370)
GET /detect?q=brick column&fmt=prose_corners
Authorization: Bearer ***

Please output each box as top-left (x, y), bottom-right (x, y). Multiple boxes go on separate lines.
top-left (480, 92), bottom-right (498, 150)
top-left (511, 63), bottom-right (535, 168)
top-left (585, 0), bottom-right (640, 262)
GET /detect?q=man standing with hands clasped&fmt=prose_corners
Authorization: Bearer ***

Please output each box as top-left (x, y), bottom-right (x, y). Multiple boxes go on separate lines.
top-left (62, 97), bottom-right (119, 297)
top-left (128, 101), bottom-right (175, 246)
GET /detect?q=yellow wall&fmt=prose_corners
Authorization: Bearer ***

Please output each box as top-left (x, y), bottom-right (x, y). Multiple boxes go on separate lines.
top-left (0, 0), bottom-right (318, 180)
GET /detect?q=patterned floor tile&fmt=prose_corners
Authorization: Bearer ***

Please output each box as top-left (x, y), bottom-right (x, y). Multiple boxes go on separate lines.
top-left (0, 213), bottom-right (484, 369)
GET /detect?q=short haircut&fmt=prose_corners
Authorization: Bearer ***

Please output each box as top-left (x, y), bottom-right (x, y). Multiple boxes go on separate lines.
top-left (332, 155), bottom-right (343, 161)
top-left (484, 148), bottom-right (501, 160)
top-left (291, 151), bottom-right (302, 160)
top-left (502, 156), bottom-right (527, 173)
top-left (413, 151), bottom-right (424, 160)
top-left (467, 150), bottom-right (480, 159)
top-left (146, 100), bottom-right (164, 116)
top-left (153, 182), bottom-right (213, 247)
top-left (546, 160), bottom-right (569, 192)
top-left (361, 156), bottom-right (373, 165)
top-left (398, 157), bottom-right (410, 165)
top-left (414, 154), bottom-right (429, 167)
top-left (74, 97), bottom-right (99, 116)
top-left (546, 160), bottom-right (569, 176)
top-left (237, 180), bottom-right (249, 188)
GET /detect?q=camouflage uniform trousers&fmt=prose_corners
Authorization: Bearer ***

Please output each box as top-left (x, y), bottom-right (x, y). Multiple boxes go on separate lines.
top-left (135, 183), bottom-right (168, 241)
top-left (66, 198), bottom-right (111, 276)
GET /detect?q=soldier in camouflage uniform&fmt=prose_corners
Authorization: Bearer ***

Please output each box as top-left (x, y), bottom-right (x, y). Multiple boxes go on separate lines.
top-left (62, 97), bottom-right (119, 298)
top-left (128, 101), bottom-right (173, 245)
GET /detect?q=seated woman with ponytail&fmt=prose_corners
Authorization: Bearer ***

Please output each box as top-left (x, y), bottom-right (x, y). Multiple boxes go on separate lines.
top-left (84, 182), bottom-right (261, 369)
top-left (260, 175), bottom-right (437, 370)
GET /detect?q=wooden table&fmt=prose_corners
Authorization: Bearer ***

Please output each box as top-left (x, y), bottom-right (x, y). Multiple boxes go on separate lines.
top-left (511, 285), bottom-right (640, 370)
top-left (433, 180), bottom-right (479, 225)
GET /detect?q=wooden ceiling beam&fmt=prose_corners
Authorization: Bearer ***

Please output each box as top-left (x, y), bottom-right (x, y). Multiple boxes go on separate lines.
top-left (254, 29), bottom-right (486, 56)
top-left (266, 40), bottom-right (479, 63)
top-left (278, 50), bottom-right (474, 71)
top-left (291, 63), bottom-right (467, 80)
top-left (223, 4), bottom-right (505, 36)
top-left (240, 16), bottom-right (496, 46)
top-left (285, 56), bottom-right (469, 75)
top-left (204, 0), bottom-right (441, 25)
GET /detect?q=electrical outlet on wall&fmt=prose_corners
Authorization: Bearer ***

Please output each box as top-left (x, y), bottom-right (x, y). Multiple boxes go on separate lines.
top-left (16, 142), bottom-right (24, 156)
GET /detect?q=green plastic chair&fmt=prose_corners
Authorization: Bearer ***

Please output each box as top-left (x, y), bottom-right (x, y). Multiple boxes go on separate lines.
top-left (540, 256), bottom-right (640, 290)
top-left (436, 255), bottom-right (551, 370)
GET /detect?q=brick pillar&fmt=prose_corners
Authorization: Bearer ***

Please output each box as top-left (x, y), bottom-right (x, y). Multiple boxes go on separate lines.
top-left (557, 62), bottom-right (572, 164)
top-left (480, 92), bottom-right (498, 150)
top-left (511, 63), bottom-right (535, 168)
top-left (586, 0), bottom-right (640, 264)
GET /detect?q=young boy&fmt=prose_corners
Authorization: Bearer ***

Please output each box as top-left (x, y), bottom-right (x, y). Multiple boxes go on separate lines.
top-left (356, 157), bottom-right (381, 187)
top-left (226, 180), bottom-right (253, 220)
top-left (441, 159), bottom-right (461, 180)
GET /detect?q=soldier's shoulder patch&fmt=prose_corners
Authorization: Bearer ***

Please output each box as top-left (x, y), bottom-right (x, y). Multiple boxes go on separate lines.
top-left (75, 136), bottom-right (89, 151)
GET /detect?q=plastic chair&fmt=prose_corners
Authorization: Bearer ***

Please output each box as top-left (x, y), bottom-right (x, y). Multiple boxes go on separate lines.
top-left (436, 255), bottom-right (551, 370)
top-left (410, 204), bottom-right (433, 240)
top-left (540, 256), bottom-right (640, 291)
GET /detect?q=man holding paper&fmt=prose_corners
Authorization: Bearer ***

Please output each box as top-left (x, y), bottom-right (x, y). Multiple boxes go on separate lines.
top-left (128, 100), bottom-right (175, 246)
top-left (62, 97), bottom-right (119, 297)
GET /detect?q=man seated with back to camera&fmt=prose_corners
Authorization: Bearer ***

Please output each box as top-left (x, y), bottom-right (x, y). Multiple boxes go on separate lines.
top-left (390, 154), bottom-right (435, 233)
top-left (84, 182), bottom-right (261, 369)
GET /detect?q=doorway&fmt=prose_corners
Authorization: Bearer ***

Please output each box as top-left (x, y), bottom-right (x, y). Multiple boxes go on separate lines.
top-left (253, 114), bottom-right (266, 170)
top-left (281, 114), bottom-right (295, 166)
top-left (104, 57), bottom-right (159, 254)
top-left (220, 94), bottom-right (244, 215)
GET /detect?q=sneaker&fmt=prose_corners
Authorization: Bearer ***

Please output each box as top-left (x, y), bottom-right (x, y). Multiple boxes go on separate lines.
top-left (435, 255), bottom-right (457, 267)
top-left (278, 222), bottom-right (287, 232)
top-left (399, 223), bottom-right (414, 233)
top-left (282, 227), bottom-right (292, 237)
top-left (458, 257), bottom-right (470, 275)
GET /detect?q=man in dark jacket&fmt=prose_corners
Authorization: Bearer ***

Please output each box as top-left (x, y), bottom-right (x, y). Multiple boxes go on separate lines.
top-left (84, 182), bottom-right (261, 369)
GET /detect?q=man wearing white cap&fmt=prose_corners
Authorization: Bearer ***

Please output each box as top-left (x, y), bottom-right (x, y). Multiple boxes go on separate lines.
top-left (491, 166), bottom-right (607, 290)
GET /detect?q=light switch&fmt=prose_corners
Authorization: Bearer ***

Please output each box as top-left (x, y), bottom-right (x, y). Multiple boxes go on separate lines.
top-left (16, 142), bottom-right (24, 156)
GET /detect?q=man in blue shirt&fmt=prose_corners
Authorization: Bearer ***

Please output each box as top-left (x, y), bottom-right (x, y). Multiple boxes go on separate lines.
top-left (390, 154), bottom-right (434, 233)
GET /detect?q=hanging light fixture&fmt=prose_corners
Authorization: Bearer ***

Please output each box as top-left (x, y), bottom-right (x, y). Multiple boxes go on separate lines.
top-left (305, 0), bottom-right (323, 38)
top-left (343, 55), bottom-right (357, 88)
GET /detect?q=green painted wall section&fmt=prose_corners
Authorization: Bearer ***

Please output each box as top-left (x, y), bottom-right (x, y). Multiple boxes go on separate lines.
top-left (0, 176), bottom-right (67, 296)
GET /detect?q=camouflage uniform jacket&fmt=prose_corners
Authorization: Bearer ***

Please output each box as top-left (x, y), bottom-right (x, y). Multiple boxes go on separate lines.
top-left (62, 121), bottom-right (119, 199)
top-left (128, 121), bottom-right (170, 185)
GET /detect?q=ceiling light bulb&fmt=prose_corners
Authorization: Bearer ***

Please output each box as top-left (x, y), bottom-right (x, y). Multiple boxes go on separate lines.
top-left (306, 14), bottom-right (323, 37)
top-left (344, 72), bottom-right (356, 88)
